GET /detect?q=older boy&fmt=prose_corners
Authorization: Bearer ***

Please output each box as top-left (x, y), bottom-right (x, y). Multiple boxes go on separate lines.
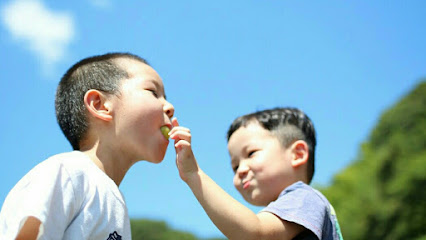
top-left (0, 52), bottom-right (174, 239)
top-left (171, 107), bottom-right (343, 240)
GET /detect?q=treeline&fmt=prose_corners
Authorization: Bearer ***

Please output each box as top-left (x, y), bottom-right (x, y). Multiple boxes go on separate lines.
top-left (321, 80), bottom-right (426, 239)
top-left (130, 219), bottom-right (225, 240)
top-left (129, 80), bottom-right (426, 240)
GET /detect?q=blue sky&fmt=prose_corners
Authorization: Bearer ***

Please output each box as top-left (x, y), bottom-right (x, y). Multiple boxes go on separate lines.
top-left (0, 0), bottom-right (425, 238)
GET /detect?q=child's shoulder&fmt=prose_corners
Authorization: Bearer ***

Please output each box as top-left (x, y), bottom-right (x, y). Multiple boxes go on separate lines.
top-left (13, 151), bottom-right (89, 187)
top-left (30, 151), bottom-right (95, 176)
top-left (43, 151), bottom-right (115, 185)
top-left (16, 151), bottom-right (107, 192)
top-left (280, 181), bottom-right (317, 196)
top-left (262, 182), bottom-right (336, 239)
top-left (47, 151), bottom-right (95, 170)
top-left (14, 151), bottom-right (120, 200)
top-left (264, 181), bottom-right (331, 215)
top-left (281, 181), bottom-right (331, 206)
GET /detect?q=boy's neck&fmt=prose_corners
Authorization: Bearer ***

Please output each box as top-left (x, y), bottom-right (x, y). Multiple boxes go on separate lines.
top-left (287, 171), bottom-right (309, 187)
top-left (81, 144), bottom-right (133, 186)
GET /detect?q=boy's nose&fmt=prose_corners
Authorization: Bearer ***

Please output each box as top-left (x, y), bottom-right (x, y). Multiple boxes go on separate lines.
top-left (164, 100), bottom-right (174, 119)
top-left (236, 162), bottom-right (250, 177)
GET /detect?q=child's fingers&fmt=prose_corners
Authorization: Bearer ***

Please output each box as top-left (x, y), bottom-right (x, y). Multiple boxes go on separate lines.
top-left (169, 118), bottom-right (191, 140)
top-left (169, 125), bottom-right (190, 135)
top-left (169, 117), bottom-right (192, 144)
top-left (174, 138), bottom-right (191, 150)
top-left (170, 127), bottom-right (191, 143)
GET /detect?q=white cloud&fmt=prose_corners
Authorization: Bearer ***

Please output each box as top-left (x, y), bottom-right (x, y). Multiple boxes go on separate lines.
top-left (1, 0), bottom-right (75, 74)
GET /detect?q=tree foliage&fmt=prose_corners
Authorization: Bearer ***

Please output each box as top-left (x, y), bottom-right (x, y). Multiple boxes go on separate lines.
top-left (130, 218), bottom-right (226, 240)
top-left (321, 80), bottom-right (426, 240)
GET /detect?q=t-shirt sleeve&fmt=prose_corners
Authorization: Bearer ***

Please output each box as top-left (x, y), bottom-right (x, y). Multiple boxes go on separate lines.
top-left (260, 186), bottom-right (330, 239)
top-left (0, 160), bottom-right (81, 238)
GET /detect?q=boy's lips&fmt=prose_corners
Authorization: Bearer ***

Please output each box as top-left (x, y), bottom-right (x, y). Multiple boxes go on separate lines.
top-left (242, 180), bottom-right (251, 189)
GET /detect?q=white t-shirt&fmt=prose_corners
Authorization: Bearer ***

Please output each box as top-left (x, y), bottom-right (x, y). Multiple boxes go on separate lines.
top-left (0, 151), bottom-right (131, 240)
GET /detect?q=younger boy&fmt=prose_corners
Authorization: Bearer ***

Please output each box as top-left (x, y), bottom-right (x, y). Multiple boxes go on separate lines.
top-left (0, 52), bottom-right (175, 239)
top-left (170, 107), bottom-right (343, 239)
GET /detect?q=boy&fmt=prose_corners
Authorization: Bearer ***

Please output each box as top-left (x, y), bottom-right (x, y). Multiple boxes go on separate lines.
top-left (0, 52), bottom-right (175, 239)
top-left (170, 107), bottom-right (343, 240)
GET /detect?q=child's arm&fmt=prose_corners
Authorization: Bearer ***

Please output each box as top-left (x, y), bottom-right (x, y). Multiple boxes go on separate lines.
top-left (169, 118), bottom-right (304, 240)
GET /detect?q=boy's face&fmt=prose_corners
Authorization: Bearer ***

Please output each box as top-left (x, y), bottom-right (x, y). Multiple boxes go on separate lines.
top-left (228, 122), bottom-right (296, 206)
top-left (110, 59), bottom-right (174, 163)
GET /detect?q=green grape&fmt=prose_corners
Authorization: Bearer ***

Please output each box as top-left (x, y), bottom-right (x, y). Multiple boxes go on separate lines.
top-left (160, 126), bottom-right (170, 139)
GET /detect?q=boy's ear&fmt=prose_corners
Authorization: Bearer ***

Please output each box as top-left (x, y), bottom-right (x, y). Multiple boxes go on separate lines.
top-left (290, 140), bottom-right (309, 168)
top-left (84, 89), bottom-right (113, 122)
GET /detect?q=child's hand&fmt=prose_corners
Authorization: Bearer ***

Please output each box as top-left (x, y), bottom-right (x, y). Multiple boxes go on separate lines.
top-left (169, 117), bottom-right (199, 182)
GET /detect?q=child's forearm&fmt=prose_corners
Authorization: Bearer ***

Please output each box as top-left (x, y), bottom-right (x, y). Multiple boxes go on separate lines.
top-left (185, 169), bottom-right (263, 240)
top-left (171, 118), bottom-right (301, 239)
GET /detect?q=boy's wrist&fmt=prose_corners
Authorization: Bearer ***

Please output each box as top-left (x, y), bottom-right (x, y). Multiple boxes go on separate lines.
top-left (183, 168), bottom-right (204, 188)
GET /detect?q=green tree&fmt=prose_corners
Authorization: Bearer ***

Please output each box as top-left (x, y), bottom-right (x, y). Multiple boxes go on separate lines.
top-left (130, 219), bottom-right (198, 240)
top-left (130, 218), bottom-right (226, 240)
top-left (322, 80), bottom-right (426, 239)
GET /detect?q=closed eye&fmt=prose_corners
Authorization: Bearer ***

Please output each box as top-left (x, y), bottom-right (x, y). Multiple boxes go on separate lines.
top-left (248, 150), bottom-right (257, 157)
top-left (148, 89), bottom-right (159, 97)
top-left (232, 165), bottom-right (239, 173)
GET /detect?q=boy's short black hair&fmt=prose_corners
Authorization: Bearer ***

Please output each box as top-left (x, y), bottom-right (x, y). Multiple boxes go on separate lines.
top-left (227, 107), bottom-right (317, 183)
top-left (55, 52), bottom-right (149, 150)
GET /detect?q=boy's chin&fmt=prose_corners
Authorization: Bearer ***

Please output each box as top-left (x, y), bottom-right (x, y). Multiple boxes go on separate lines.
top-left (247, 199), bottom-right (266, 207)
top-left (243, 195), bottom-right (258, 206)
top-left (144, 147), bottom-right (168, 164)
top-left (137, 152), bottom-right (166, 164)
top-left (145, 156), bottom-right (165, 164)
top-left (244, 195), bottom-right (270, 207)
top-left (152, 159), bottom-right (165, 164)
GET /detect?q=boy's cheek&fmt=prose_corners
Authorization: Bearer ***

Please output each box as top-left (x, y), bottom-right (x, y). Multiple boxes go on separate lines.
top-left (232, 177), bottom-right (240, 189)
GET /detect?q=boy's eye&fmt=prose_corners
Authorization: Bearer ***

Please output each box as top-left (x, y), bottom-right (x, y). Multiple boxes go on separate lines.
top-left (232, 165), bottom-right (239, 173)
top-left (248, 150), bottom-right (257, 157)
top-left (148, 89), bottom-right (158, 97)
